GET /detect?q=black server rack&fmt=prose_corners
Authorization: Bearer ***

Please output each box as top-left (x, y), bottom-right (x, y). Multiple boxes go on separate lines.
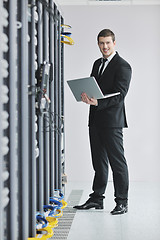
top-left (0, 0), bottom-right (72, 239)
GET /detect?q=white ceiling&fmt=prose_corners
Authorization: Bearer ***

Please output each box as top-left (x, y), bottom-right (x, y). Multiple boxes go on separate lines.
top-left (56, 0), bottom-right (160, 5)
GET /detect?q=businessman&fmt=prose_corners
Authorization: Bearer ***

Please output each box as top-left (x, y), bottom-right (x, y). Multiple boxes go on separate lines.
top-left (73, 29), bottom-right (132, 215)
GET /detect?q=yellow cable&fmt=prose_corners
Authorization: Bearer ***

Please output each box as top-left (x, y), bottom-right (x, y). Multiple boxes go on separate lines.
top-left (61, 35), bottom-right (74, 45)
top-left (61, 24), bottom-right (71, 29)
top-left (28, 226), bottom-right (53, 240)
top-left (54, 208), bottom-right (63, 218)
top-left (46, 216), bottom-right (58, 228)
top-left (61, 200), bottom-right (68, 209)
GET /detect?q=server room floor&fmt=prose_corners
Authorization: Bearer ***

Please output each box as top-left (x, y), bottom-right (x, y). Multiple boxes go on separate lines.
top-left (52, 181), bottom-right (160, 240)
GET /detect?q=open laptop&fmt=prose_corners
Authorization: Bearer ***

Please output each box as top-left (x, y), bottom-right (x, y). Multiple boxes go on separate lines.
top-left (67, 76), bottom-right (120, 102)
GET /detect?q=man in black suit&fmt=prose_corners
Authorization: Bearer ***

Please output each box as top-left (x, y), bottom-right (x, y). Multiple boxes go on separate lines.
top-left (74, 29), bottom-right (132, 215)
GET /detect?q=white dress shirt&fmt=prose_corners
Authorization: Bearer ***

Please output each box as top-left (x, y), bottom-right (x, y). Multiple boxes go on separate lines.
top-left (98, 51), bottom-right (116, 75)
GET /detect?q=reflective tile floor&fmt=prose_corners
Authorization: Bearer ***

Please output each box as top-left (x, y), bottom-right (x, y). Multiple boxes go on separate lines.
top-left (64, 181), bottom-right (160, 240)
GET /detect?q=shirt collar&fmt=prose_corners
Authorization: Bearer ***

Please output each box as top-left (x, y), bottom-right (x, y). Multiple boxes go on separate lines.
top-left (101, 51), bottom-right (116, 63)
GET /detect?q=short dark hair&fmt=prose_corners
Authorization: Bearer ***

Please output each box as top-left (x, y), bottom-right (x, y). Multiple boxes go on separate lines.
top-left (97, 29), bottom-right (115, 42)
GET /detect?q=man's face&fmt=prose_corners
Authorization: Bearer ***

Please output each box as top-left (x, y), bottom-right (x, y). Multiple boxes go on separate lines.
top-left (98, 36), bottom-right (116, 58)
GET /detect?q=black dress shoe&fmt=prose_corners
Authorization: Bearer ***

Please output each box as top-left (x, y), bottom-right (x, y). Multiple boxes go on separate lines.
top-left (73, 199), bottom-right (103, 210)
top-left (110, 204), bottom-right (128, 215)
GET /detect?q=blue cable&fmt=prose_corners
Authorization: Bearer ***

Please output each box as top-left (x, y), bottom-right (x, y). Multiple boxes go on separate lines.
top-left (43, 205), bottom-right (58, 217)
top-left (61, 32), bottom-right (72, 37)
top-left (36, 213), bottom-right (48, 229)
top-left (49, 197), bottom-right (63, 208)
top-left (52, 189), bottom-right (64, 200)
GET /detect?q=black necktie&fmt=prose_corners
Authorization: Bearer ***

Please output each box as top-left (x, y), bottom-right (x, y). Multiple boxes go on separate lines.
top-left (98, 58), bottom-right (108, 77)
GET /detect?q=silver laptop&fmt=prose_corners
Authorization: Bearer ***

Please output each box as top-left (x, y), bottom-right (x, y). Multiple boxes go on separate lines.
top-left (67, 76), bottom-right (120, 102)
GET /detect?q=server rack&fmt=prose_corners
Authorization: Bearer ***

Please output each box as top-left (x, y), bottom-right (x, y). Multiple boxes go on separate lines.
top-left (0, 0), bottom-right (67, 239)
top-left (28, 0), bottom-right (37, 237)
top-left (8, 1), bottom-right (19, 239)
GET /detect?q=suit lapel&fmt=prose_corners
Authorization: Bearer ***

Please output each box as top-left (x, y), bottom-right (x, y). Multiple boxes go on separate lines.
top-left (98, 53), bottom-right (119, 80)
top-left (92, 58), bottom-right (102, 80)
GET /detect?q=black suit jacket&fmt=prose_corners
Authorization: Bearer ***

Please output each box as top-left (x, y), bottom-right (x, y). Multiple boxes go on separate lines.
top-left (89, 52), bottom-right (132, 128)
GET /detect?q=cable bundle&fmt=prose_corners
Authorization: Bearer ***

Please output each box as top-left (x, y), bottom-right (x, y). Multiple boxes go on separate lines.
top-left (28, 191), bottom-right (67, 240)
top-left (61, 24), bottom-right (74, 45)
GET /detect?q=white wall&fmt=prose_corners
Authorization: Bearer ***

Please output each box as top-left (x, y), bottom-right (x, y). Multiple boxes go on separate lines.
top-left (61, 5), bottom-right (160, 182)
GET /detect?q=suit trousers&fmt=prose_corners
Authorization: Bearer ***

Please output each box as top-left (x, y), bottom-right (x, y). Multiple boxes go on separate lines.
top-left (89, 124), bottom-right (129, 205)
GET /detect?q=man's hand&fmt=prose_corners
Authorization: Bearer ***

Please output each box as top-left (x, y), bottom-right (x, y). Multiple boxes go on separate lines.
top-left (81, 92), bottom-right (98, 106)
